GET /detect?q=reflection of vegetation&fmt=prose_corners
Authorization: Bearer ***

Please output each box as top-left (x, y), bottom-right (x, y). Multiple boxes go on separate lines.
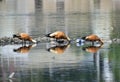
top-left (109, 43), bottom-right (120, 81)
top-left (112, 12), bottom-right (120, 39)
top-left (69, 43), bottom-right (93, 56)
top-left (14, 66), bottom-right (97, 82)
top-left (109, 43), bottom-right (120, 62)
top-left (69, 44), bottom-right (83, 56)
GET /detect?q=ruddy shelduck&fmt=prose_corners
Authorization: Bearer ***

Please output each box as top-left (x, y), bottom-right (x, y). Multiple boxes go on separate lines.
top-left (46, 31), bottom-right (70, 41)
top-left (13, 33), bottom-right (36, 43)
top-left (82, 34), bottom-right (103, 45)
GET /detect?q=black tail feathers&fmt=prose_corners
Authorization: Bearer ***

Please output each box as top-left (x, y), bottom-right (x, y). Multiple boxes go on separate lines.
top-left (81, 36), bottom-right (86, 40)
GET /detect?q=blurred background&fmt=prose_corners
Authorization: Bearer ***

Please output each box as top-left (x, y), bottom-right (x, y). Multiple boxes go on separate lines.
top-left (0, 0), bottom-right (120, 82)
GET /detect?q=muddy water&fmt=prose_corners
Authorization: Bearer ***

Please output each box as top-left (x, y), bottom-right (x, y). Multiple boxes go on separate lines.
top-left (0, 0), bottom-right (120, 82)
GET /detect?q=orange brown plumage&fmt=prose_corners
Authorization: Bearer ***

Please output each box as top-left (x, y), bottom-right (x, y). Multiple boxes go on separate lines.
top-left (46, 31), bottom-right (70, 41)
top-left (13, 33), bottom-right (36, 43)
top-left (82, 34), bottom-right (103, 45)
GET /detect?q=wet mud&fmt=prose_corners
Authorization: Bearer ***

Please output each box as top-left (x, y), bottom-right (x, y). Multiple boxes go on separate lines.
top-left (0, 36), bottom-right (120, 46)
top-left (0, 37), bottom-right (48, 46)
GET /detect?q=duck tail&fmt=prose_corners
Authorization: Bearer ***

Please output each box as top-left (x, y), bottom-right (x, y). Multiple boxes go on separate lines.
top-left (31, 39), bottom-right (37, 43)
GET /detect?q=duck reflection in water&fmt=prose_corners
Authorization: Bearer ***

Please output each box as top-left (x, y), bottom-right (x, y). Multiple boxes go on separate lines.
top-left (82, 44), bottom-right (103, 53)
top-left (47, 43), bottom-right (70, 54)
top-left (82, 43), bottom-right (103, 68)
top-left (13, 44), bottom-right (36, 54)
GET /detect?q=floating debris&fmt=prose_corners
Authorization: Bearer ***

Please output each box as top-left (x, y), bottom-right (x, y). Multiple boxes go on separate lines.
top-left (112, 38), bottom-right (120, 43)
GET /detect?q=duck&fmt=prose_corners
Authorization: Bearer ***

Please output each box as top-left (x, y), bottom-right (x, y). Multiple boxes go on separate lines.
top-left (45, 31), bottom-right (70, 42)
top-left (82, 34), bottom-right (103, 45)
top-left (13, 33), bottom-right (36, 43)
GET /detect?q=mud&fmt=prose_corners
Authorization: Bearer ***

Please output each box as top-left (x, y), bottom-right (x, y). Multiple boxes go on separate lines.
top-left (0, 36), bottom-right (119, 46)
top-left (0, 36), bottom-right (49, 46)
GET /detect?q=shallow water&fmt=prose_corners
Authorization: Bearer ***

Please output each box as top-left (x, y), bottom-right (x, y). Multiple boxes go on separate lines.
top-left (0, 0), bottom-right (120, 82)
